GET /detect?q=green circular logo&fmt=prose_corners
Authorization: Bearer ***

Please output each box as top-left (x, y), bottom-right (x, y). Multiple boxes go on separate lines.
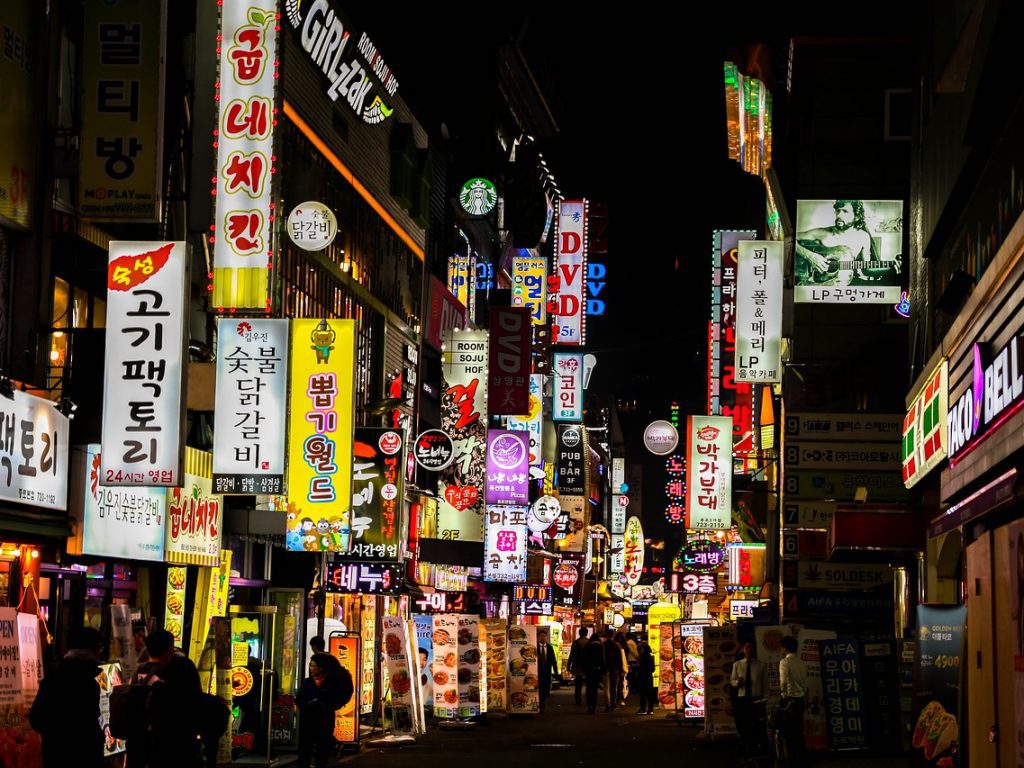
top-left (459, 178), bottom-right (497, 216)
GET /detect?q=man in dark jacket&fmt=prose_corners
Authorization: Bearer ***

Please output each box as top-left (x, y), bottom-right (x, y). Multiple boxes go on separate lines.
top-left (579, 631), bottom-right (606, 714)
top-left (565, 627), bottom-right (589, 705)
top-left (603, 629), bottom-right (625, 711)
top-left (138, 629), bottom-right (203, 768)
top-left (296, 652), bottom-right (351, 768)
top-left (29, 626), bottom-right (105, 768)
top-left (536, 628), bottom-right (558, 713)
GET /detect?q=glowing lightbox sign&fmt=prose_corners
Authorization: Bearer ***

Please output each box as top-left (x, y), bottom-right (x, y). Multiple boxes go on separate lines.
top-left (552, 200), bottom-right (587, 346)
top-left (735, 241), bottom-right (783, 383)
top-left (902, 359), bottom-right (948, 488)
top-left (211, 0), bottom-right (279, 311)
top-left (459, 178), bottom-right (497, 216)
top-left (685, 415), bottom-right (732, 530)
top-left (947, 336), bottom-right (1024, 461)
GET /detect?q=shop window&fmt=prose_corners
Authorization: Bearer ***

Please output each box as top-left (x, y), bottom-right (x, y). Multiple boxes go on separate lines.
top-left (52, 278), bottom-right (70, 327)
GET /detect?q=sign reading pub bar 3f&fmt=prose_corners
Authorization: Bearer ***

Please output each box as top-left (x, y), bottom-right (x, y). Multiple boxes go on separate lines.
top-left (101, 242), bottom-right (187, 486)
top-left (212, 0), bottom-right (280, 310)
top-left (213, 319), bottom-right (289, 494)
top-left (736, 241), bottom-right (782, 383)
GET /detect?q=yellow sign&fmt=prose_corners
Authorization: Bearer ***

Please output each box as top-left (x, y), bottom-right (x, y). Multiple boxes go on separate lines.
top-left (330, 635), bottom-right (360, 743)
top-left (0, 0), bottom-right (34, 228)
top-left (647, 601), bottom-right (681, 686)
top-left (232, 641), bottom-right (250, 667)
top-left (78, 0), bottom-right (164, 221)
top-left (208, 549), bottom-right (232, 618)
top-left (230, 666), bottom-right (254, 697)
top-left (286, 319), bottom-right (356, 552)
top-left (164, 567), bottom-right (187, 644)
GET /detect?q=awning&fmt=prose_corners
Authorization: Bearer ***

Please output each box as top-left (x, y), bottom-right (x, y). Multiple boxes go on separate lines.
top-left (828, 505), bottom-right (925, 560)
top-left (0, 508), bottom-right (73, 539)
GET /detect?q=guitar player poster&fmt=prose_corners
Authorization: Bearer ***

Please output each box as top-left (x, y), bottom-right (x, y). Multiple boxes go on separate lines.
top-left (794, 199), bottom-right (904, 304)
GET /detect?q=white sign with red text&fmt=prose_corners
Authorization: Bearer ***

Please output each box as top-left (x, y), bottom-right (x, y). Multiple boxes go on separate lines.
top-left (552, 352), bottom-right (584, 421)
top-left (685, 416), bottom-right (732, 529)
top-left (552, 200), bottom-right (587, 346)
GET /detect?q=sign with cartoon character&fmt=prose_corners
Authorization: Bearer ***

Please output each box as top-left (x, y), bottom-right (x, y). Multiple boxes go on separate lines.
top-left (285, 319), bottom-right (356, 552)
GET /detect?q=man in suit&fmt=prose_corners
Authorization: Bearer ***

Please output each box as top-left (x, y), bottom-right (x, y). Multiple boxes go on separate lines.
top-left (730, 641), bottom-right (768, 758)
top-left (536, 628), bottom-right (559, 713)
top-left (565, 627), bottom-right (590, 705)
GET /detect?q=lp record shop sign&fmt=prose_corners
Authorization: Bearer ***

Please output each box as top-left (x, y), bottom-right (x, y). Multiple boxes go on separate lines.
top-left (556, 425), bottom-right (586, 495)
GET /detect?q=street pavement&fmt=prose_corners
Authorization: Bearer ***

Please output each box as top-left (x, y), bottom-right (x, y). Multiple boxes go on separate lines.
top-left (346, 688), bottom-right (909, 767)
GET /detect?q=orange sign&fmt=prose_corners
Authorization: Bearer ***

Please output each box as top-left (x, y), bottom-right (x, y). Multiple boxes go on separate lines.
top-left (330, 634), bottom-right (360, 743)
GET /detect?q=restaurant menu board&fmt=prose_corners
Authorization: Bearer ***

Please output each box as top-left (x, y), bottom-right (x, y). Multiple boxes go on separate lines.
top-left (382, 616), bottom-right (416, 733)
top-left (913, 605), bottom-right (966, 768)
top-left (702, 626), bottom-right (739, 736)
top-left (360, 597), bottom-right (376, 715)
top-left (481, 619), bottom-right (508, 711)
top-left (798, 628), bottom-right (837, 752)
top-left (413, 616), bottom-right (434, 713)
top-left (755, 625), bottom-right (793, 701)
top-left (457, 616), bottom-right (485, 717)
top-left (431, 615), bottom-right (460, 718)
top-left (648, 602), bottom-right (681, 688)
top-left (0, 607), bottom-right (41, 762)
top-left (329, 634), bottom-right (360, 743)
top-left (678, 624), bottom-right (706, 718)
top-left (507, 624), bottom-right (539, 714)
top-left (164, 566), bottom-right (187, 644)
top-left (98, 662), bottom-right (127, 756)
top-left (819, 638), bottom-right (866, 750)
top-left (657, 623), bottom-right (680, 711)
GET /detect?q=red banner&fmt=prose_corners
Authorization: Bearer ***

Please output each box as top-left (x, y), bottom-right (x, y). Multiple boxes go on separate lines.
top-left (487, 307), bottom-right (531, 415)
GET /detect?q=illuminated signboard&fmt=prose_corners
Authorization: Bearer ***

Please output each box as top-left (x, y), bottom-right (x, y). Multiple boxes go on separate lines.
top-left (325, 562), bottom-right (403, 594)
top-left (947, 337), bottom-right (1024, 461)
top-left (511, 253), bottom-right (547, 326)
top-left (284, 0), bottom-right (400, 124)
top-left (685, 416), bottom-right (733, 529)
top-left (673, 540), bottom-right (725, 573)
top-left (735, 240), bottom-right (783, 383)
top-left (670, 572), bottom-right (718, 594)
top-left (483, 506), bottom-right (527, 582)
top-left (665, 454), bottom-right (686, 525)
top-left (724, 61), bottom-right (773, 178)
top-left (551, 199), bottom-right (587, 346)
top-left (101, 241), bottom-right (187, 486)
top-left (212, 0), bottom-right (279, 310)
top-left (506, 374), bottom-right (543, 466)
top-left (709, 230), bottom-right (757, 445)
top-left (623, 517), bottom-right (644, 587)
top-left (488, 307), bottom-right (530, 416)
top-left (730, 600), bottom-right (759, 619)
top-left (459, 178), bottom-right (497, 216)
top-left (412, 591), bottom-right (466, 615)
top-left (727, 543), bottom-right (766, 590)
top-left (902, 359), bottom-right (948, 488)
top-left (794, 200), bottom-right (904, 305)
top-left (586, 262), bottom-right (606, 316)
top-left (552, 352), bottom-right (584, 421)
top-left (285, 319), bottom-right (356, 552)
top-left (485, 430), bottom-right (529, 506)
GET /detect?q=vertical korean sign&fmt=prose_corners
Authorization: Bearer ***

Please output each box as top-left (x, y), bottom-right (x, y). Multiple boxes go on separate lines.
top-left (488, 307), bottom-right (530, 415)
top-left (102, 242), bottom-right (187, 486)
top-left (431, 616), bottom-right (459, 718)
top-left (484, 506), bottom-right (528, 582)
top-left (819, 638), bottom-right (866, 749)
top-left (329, 634), bottom-right (360, 743)
top-left (165, 449), bottom-right (223, 566)
top-left (285, 319), bottom-right (356, 552)
top-left (382, 616), bottom-right (416, 733)
top-left (912, 605), bottom-right (965, 767)
top-left (552, 200), bottom-right (587, 346)
top-left (341, 428), bottom-right (404, 560)
top-left (511, 254), bottom-right (547, 325)
top-left (213, 318), bottom-right (288, 494)
top-left (506, 374), bottom-right (544, 466)
top-left (212, 0), bottom-right (280, 310)
top-left (735, 240), bottom-right (783, 383)
top-left (440, 330), bottom-right (488, 543)
top-left (0, 0), bottom-right (34, 229)
top-left (552, 352), bottom-right (584, 421)
top-left (78, 0), bottom-right (166, 221)
top-left (485, 431), bottom-right (529, 506)
top-left (623, 516), bottom-right (644, 587)
top-left (556, 425), bottom-right (587, 497)
top-left (507, 624), bottom-right (539, 713)
top-left (685, 416), bottom-right (732, 529)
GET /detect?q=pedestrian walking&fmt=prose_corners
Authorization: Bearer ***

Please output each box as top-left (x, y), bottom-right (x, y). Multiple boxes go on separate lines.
top-left (296, 652), bottom-right (353, 768)
top-left (634, 640), bottom-right (655, 715)
top-left (614, 634), bottom-right (629, 706)
top-left (565, 627), bottom-right (590, 705)
top-left (730, 641), bottom-right (768, 759)
top-left (580, 631), bottom-right (606, 714)
top-left (537, 628), bottom-right (558, 713)
top-left (625, 632), bottom-right (640, 693)
top-left (135, 629), bottom-right (204, 768)
top-left (29, 626), bottom-right (105, 768)
top-left (603, 630), bottom-right (624, 710)
top-left (779, 635), bottom-right (808, 768)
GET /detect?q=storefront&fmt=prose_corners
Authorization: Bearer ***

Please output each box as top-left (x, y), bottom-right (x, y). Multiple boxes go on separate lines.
top-left (909, 219), bottom-right (1024, 768)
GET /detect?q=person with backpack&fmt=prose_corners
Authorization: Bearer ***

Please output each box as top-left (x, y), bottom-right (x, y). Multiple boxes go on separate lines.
top-left (296, 652), bottom-right (353, 768)
top-left (29, 626), bottom-right (105, 768)
top-left (131, 629), bottom-right (204, 768)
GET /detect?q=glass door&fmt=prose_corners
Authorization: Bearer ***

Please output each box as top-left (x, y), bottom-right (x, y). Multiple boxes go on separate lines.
top-left (229, 604), bottom-right (276, 764)
top-left (268, 588), bottom-right (303, 752)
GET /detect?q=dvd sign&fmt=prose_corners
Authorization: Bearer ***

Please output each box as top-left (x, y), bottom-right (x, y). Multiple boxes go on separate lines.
top-left (413, 430), bottom-right (455, 471)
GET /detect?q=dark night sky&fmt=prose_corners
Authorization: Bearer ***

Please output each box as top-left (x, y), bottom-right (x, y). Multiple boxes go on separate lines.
top-left (356, 5), bottom-right (915, 419)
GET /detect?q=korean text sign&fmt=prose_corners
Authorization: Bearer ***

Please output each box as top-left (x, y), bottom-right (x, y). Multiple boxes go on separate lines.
top-left (213, 318), bottom-right (288, 494)
top-left (440, 330), bottom-right (488, 542)
top-left (685, 416), bottom-right (732, 529)
top-left (0, 391), bottom-right (68, 511)
top-left (101, 241), bottom-right (187, 486)
top-left (78, 0), bottom-right (165, 221)
top-left (212, 0), bottom-right (279, 309)
top-left (506, 374), bottom-right (543, 466)
top-left (338, 428), bottom-right (404, 561)
top-left (165, 451), bottom-right (223, 566)
top-left (488, 307), bottom-right (530, 416)
top-left (81, 444), bottom-right (164, 560)
top-left (552, 352), bottom-right (584, 421)
top-left (484, 430), bottom-right (529, 506)
top-left (484, 505), bottom-right (528, 582)
top-left (511, 254), bottom-right (547, 326)
top-left (286, 319), bottom-right (356, 552)
top-left (736, 240), bottom-right (783, 383)
top-left (552, 200), bottom-right (587, 346)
